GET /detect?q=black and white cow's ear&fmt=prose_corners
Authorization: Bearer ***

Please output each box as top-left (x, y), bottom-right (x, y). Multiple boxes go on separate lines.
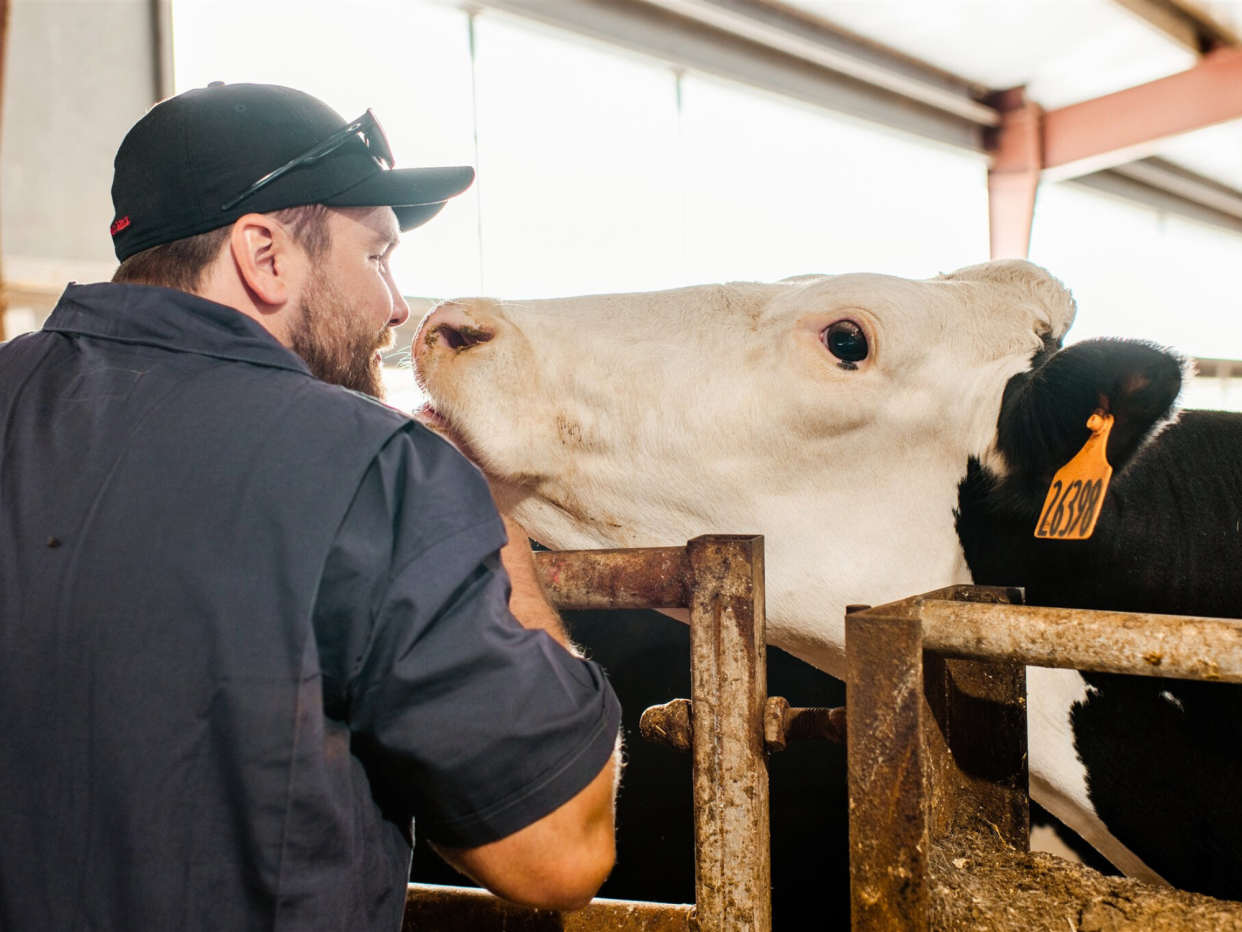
top-left (997, 338), bottom-right (1185, 484)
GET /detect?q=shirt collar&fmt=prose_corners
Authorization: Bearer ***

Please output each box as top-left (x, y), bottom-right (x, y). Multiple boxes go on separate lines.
top-left (42, 282), bottom-right (312, 376)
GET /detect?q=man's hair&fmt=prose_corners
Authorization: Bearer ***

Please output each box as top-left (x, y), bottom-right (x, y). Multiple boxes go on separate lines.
top-left (111, 204), bottom-right (333, 293)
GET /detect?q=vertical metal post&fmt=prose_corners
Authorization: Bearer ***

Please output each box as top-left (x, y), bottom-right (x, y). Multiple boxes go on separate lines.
top-left (923, 657), bottom-right (1028, 848)
top-left (149, 0), bottom-right (175, 103)
top-left (846, 613), bottom-right (929, 932)
top-left (0, 0), bottom-right (10, 343)
top-left (986, 88), bottom-right (1043, 260)
top-left (921, 588), bottom-right (1029, 849)
top-left (686, 535), bottom-right (772, 932)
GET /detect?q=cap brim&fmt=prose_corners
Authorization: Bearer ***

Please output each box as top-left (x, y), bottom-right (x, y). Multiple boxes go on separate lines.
top-left (323, 165), bottom-right (474, 215)
top-left (393, 201), bottom-right (449, 231)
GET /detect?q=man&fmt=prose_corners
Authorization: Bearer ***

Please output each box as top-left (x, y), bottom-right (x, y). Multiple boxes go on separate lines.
top-left (0, 84), bottom-right (621, 932)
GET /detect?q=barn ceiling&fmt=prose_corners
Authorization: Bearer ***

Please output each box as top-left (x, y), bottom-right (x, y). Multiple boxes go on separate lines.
top-left (770, 0), bottom-right (1242, 211)
top-left (776, 0), bottom-right (1197, 108)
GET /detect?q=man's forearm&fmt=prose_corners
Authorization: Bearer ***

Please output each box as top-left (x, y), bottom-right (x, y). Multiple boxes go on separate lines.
top-left (498, 514), bottom-right (573, 649)
top-left (435, 742), bottom-right (620, 910)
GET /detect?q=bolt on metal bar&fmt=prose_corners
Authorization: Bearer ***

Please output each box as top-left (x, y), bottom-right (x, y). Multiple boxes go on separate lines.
top-left (918, 599), bottom-right (1242, 683)
top-left (765, 698), bottom-right (847, 750)
top-left (641, 696), bottom-right (845, 753)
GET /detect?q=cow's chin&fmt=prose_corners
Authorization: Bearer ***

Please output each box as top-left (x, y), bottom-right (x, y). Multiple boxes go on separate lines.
top-left (413, 401), bottom-right (574, 537)
top-left (412, 400), bottom-right (499, 477)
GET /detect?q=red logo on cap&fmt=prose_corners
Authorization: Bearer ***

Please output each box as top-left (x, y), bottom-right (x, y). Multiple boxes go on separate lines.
top-left (110, 216), bottom-right (131, 236)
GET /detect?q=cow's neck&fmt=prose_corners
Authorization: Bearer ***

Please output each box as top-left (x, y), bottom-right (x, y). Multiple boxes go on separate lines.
top-left (759, 451), bottom-right (977, 679)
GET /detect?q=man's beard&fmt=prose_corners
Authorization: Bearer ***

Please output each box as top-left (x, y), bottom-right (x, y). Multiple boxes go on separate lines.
top-left (288, 268), bottom-right (392, 400)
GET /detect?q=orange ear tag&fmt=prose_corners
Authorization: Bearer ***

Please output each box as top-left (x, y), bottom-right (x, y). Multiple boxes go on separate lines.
top-left (1034, 413), bottom-right (1114, 540)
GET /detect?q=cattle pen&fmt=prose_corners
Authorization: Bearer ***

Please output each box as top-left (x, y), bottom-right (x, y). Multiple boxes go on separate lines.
top-left (402, 536), bottom-right (1242, 932)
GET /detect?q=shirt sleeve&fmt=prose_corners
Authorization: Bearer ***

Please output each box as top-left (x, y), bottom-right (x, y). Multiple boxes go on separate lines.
top-left (312, 422), bottom-right (621, 848)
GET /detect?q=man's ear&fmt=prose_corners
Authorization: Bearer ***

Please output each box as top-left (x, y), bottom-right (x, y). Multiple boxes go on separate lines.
top-left (997, 338), bottom-right (1185, 485)
top-left (229, 213), bottom-right (292, 308)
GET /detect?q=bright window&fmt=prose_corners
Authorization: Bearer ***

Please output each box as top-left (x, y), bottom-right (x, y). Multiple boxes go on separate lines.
top-left (171, 1), bottom-right (988, 301)
top-left (172, 0), bottom-right (480, 299)
top-left (678, 75), bottom-right (988, 282)
top-left (1030, 185), bottom-right (1242, 354)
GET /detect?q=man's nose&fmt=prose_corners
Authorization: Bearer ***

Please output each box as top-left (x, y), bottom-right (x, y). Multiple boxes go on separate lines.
top-left (389, 293), bottom-right (411, 329)
top-left (413, 300), bottom-right (497, 368)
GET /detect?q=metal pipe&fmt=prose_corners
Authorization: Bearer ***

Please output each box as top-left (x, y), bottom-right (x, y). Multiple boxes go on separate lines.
top-left (1042, 46), bottom-right (1242, 179)
top-left (846, 612), bottom-right (931, 932)
top-left (403, 883), bottom-right (693, 931)
top-left (919, 599), bottom-right (1242, 683)
top-left (534, 547), bottom-right (688, 610)
top-left (639, 0), bottom-right (1000, 126)
top-left (641, 696), bottom-right (846, 752)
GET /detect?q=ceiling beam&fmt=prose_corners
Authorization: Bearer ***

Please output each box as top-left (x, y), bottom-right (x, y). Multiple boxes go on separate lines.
top-left (477, 0), bottom-right (1242, 240)
top-left (1113, 0), bottom-right (1239, 52)
top-left (637, 0), bottom-right (998, 125)
top-left (1042, 46), bottom-right (1242, 179)
top-left (986, 90), bottom-right (1042, 259)
top-left (1069, 162), bottom-right (1242, 235)
top-left (467, 0), bottom-right (987, 151)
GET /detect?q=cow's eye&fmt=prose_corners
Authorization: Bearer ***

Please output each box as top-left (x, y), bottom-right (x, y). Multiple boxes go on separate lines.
top-left (822, 321), bottom-right (868, 363)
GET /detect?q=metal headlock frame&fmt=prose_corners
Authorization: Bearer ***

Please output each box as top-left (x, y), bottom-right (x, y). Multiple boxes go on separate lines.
top-left (402, 541), bottom-right (1242, 932)
top-left (405, 535), bottom-right (773, 932)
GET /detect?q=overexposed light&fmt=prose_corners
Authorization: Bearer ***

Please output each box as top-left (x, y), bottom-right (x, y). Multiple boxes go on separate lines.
top-left (171, 0), bottom-right (481, 299)
top-left (382, 364), bottom-right (425, 417)
top-left (170, 0), bottom-right (989, 301)
top-left (1030, 183), bottom-right (1242, 363)
top-left (470, 16), bottom-right (685, 298)
top-left (780, 0), bottom-right (1195, 109)
top-left (679, 74), bottom-right (989, 283)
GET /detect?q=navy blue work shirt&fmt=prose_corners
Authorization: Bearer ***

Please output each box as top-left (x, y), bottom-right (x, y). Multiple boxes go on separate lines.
top-left (0, 283), bottom-right (621, 932)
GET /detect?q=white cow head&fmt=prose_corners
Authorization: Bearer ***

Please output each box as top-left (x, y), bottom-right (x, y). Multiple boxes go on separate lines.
top-left (413, 260), bottom-right (1076, 677)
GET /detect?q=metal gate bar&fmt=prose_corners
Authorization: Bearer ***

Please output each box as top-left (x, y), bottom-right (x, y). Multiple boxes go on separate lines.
top-left (402, 883), bottom-right (693, 931)
top-left (404, 536), bottom-right (773, 932)
top-left (846, 584), bottom-right (1242, 932)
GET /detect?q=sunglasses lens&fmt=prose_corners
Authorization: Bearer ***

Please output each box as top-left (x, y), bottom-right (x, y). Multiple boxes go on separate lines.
top-left (220, 111), bottom-right (393, 212)
top-left (362, 115), bottom-right (394, 169)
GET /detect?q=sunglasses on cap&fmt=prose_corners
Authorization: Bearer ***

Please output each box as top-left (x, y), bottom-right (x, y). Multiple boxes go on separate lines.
top-left (220, 109), bottom-right (394, 213)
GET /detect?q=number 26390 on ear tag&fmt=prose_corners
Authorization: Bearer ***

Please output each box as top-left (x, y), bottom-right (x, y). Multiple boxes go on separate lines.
top-left (1035, 413), bottom-right (1114, 540)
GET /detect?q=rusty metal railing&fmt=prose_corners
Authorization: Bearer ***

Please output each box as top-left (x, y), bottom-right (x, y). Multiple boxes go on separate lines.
top-left (404, 547), bottom-right (1242, 931)
top-left (404, 535), bottom-right (782, 932)
top-left (846, 585), bottom-right (1242, 932)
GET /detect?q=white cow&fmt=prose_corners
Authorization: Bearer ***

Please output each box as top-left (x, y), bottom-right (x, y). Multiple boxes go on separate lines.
top-left (411, 260), bottom-right (1242, 897)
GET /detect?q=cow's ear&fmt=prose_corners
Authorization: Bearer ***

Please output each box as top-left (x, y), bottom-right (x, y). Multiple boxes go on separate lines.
top-left (938, 259), bottom-right (1077, 339)
top-left (997, 338), bottom-right (1184, 484)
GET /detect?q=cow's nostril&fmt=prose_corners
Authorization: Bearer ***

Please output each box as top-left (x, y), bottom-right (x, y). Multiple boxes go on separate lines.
top-left (434, 322), bottom-right (493, 352)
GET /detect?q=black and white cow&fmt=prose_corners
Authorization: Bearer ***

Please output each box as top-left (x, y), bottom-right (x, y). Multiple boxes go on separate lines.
top-left (957, 336), bottom-right (1242, 895)
top-left (410, 260), bottom-right (1242, 903)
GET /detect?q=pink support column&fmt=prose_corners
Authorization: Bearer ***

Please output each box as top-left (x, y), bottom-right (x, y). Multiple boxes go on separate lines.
top-left (987, 88), bottom-right (1043, 261)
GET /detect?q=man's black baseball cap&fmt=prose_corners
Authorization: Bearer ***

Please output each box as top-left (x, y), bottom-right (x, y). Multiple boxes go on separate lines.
top-left (110, 83), bottom-right (475, 262)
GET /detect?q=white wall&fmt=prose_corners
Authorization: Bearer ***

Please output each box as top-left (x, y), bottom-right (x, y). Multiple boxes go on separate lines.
top-left (2, 0), bottom-right (157, 310)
